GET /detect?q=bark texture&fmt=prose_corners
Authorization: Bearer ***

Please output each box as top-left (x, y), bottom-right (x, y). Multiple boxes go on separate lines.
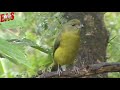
top-left (39, 62), bottom-right (120, 78)
top-left (63, 12), bottom-right (109, 77)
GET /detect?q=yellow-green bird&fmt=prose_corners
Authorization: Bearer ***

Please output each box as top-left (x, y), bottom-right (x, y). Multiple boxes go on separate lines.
top-left (53, 19), bottom-right (81, 75)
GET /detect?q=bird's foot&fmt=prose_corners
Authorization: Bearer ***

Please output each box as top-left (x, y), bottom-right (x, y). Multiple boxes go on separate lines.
top-left (82, 68), bottom-right (88, 73)
top-left (96, 59), bottom-right (101, 63)
top-left (57, 68), bottom-right (62, 76)
top-left (72, 66), bottom-right (80, 74)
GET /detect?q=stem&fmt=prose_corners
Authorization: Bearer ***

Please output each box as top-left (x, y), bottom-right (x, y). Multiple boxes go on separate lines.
top-left (0, 58), bottom-right (8, 78)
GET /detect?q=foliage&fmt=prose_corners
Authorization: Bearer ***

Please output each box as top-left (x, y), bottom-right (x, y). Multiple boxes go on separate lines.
top-left (0, 12), bottom-right (119, 78)
top-left (104, 12), bottom-right (120, 78)
top-left (0, 12), bottom-right (66, 77)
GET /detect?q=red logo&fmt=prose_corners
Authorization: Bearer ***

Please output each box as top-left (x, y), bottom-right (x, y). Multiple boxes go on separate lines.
top-left (0, 12), bottom-right (14, 22)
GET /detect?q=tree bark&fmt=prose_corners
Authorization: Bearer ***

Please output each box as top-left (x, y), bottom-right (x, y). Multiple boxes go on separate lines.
top-left (63, 12), bottom-right (109, 77)
top-left (39, 62), bottom-right (120, 78)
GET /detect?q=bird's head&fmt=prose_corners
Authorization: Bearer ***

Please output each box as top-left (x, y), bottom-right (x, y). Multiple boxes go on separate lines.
top-left (63, 19), bottom-right (83, 32)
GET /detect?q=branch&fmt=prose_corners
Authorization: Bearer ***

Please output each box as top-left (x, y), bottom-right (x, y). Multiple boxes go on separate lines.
top-left (38, 62), bottom-right (120, 78)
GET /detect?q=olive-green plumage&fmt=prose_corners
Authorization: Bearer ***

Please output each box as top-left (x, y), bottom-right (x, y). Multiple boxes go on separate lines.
top-left (53, 19), bottom-right (81, 73)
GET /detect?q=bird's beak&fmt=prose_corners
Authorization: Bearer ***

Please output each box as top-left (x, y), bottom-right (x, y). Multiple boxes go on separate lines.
top-left (76, 24), bottom-right (84, 29)
top-left (76, 25), bottom-right (81, 29)
top-left (80, 24), bottom-right (84, 28)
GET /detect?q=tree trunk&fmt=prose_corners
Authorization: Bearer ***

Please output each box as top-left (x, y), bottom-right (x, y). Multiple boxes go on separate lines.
top-left (63, 12), bottom-right (109, 78)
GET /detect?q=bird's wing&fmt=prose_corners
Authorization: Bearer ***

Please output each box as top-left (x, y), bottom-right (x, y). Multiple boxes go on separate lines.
top-left (53, 32), bottom-right (61, 57)
top-left (52, 25), bottom-right (67, 71)
top-left (51, 32), bottom-right (62, 71)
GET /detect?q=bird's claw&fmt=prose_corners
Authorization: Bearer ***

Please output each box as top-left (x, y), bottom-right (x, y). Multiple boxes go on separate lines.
top-left (57, 68), bottom-right (62, 76)
top-left (72, 66), bottom-right (80, 74)
top-left (83, 68), bottom-right (88, 73)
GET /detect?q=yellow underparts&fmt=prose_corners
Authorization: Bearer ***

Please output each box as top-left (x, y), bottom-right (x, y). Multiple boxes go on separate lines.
top-left (54, 31), bottom-right (80, 65)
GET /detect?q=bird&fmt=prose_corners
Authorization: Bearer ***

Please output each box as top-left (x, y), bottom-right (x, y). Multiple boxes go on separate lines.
top-left (52, 19), bottom-right (82, 75)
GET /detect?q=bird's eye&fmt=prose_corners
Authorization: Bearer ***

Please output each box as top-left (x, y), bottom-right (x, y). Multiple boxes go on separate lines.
top-left (72, 24), bottom-right (75, 26)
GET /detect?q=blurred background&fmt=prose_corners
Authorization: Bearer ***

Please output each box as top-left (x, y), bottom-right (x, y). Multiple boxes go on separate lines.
top-left (0, 12), bottom-right (119, 78)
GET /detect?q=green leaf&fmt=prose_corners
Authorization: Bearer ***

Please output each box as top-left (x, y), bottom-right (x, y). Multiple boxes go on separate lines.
top-left (7, 38), bottom-right (52, 54)
top-left (0, 38), bottom-right (32, 69)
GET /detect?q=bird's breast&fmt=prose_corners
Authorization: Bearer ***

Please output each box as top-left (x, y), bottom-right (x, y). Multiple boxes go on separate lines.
top-left (60, 31), bottom-right (80, 47)
top-left (54, 31), bottom-right (80, 65)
